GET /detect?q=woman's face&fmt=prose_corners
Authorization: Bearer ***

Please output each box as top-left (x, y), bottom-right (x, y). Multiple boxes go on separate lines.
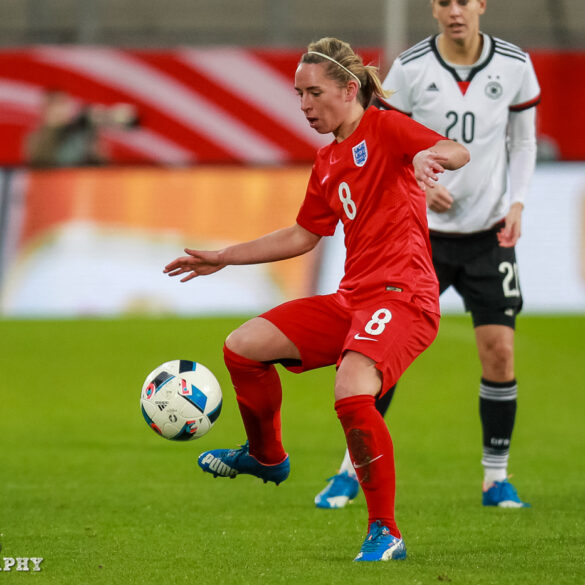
top-left (294, 62), bottom-right (352, 137)
top-left (432, 0), bottom-right (486, 43)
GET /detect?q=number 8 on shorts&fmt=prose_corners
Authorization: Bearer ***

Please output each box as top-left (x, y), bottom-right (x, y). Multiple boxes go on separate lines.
top-left (364, 308), bottom-right (392, 335)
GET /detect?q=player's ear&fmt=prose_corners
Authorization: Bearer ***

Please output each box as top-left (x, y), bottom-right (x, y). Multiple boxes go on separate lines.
top-left (346, 80), bottom-right (360, 102)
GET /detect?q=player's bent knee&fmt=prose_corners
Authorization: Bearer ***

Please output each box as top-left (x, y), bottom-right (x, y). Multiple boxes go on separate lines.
top-left (224, 327), bottom-right (248, 355)
top-left (225, 317), bottom-right (301, 364)
top-left (480, 342), bottom-right (515, 381)
top-left (224, 318), bottom-right (270, 357)
top-left (484, 339), bottom-right (514, 365)
top-left (335, 353), bottom-right (382, 401)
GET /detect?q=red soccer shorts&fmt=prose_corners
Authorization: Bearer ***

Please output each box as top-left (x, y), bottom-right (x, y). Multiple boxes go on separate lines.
top-left (260, 292), bottom-right (439, 393)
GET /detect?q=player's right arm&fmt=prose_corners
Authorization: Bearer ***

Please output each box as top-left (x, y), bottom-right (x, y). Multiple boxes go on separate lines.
top-left (164, 224), bottom-right (321, 283)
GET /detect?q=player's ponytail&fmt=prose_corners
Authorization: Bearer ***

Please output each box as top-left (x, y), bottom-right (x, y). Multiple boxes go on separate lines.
top-left (300, 37), bottom-right (389, 108)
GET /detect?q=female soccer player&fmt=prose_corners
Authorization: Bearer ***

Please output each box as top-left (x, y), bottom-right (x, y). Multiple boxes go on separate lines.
top-left (164, 37), bottom-right (469, 562)
top-left (316, 0), bottom-right (540, 510)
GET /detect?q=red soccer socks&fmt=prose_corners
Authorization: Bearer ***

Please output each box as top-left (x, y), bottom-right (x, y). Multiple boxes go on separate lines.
top-left (336, 394), bottom-right (400, 537)
top-left (223, 344), bottom-right (287, 465)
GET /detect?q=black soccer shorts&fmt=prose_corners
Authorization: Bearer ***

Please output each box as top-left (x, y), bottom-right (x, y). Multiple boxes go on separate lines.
top-left (430, 222), bottom-right (523, 329)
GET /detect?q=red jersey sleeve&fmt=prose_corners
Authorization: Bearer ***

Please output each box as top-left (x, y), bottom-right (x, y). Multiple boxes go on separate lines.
top-left (296, 160), bottom-right (338, 236)
top-left (384, 110), bottom-right (446, 162)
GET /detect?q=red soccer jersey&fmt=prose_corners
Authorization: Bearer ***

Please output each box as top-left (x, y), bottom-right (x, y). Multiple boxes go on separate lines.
top-left (297, 107), bottom-right (444, 313)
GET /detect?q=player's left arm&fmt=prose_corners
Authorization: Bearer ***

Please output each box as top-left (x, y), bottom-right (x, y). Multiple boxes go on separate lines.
top-left (498, 107), bottom-right (537, 248)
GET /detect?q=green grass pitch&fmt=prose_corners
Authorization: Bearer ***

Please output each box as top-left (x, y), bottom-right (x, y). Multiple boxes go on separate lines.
top-left (1, 314), bottom-right (584, 584)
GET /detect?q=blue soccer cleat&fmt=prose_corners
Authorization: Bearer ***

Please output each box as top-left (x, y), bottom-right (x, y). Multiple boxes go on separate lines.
top-left (314, 471), bottom-right (360, 509)
top-left (198, 441), bottom-right (290, 485)
top-left (354, 521), bottom-right (407, 562)
top-left (482, 479), bottom-right (531, 508)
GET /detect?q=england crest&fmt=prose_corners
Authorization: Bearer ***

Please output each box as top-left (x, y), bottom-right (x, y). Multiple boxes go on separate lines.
top-left (352, 140), bottom-right (368, 167)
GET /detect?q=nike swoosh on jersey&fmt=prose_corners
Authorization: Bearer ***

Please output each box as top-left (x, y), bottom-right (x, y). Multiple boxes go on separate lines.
top-left (354, 333), bottom-right (379, 342)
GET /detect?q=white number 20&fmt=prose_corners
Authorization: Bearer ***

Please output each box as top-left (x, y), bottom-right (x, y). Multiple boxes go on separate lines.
top-left (338, 182), bottom-right (356, 220)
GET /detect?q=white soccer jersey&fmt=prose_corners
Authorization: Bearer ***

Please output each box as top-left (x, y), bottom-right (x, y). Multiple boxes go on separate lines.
top-left (383, 34), bottom-right (540, 233)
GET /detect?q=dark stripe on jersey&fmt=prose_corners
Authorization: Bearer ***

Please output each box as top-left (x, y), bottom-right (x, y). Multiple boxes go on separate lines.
top-left (494, 38), bottom-right (525, 55)
top-left (402, 47), bottom-right (432, 65)
top-left (494, 48), bottom-right (527, 63)
top-left (494, 40), bottom-right (527, 62)
top-left (430, 34), bottom-right (497, 84)
top-left (400, 43), bottom-right (432, 65)
top-left (509, 94), bottom-right (541, 111)
top-left (399, 37), bottom-right (431, 60)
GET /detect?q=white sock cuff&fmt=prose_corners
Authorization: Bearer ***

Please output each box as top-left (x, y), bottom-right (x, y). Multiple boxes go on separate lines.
top-left (339, 449), bottom-right (356, 476)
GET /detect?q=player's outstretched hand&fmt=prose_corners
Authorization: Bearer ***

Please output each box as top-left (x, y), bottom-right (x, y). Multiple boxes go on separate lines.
top-left (163, 248), bottom-right (225, 282)
top-left (412, 149), bottom-right (448, 191)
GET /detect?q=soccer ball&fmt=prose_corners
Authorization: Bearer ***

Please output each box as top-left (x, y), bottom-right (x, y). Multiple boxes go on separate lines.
top-left (140, 359), bottom-right (222, 441)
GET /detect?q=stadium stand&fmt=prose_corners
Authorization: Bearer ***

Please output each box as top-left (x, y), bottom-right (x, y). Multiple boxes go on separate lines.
top-left (0, 0), bottom-right (583, 50)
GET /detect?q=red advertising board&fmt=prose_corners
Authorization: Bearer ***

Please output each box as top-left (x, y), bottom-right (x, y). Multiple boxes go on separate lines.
top-left (1, 47), bottom-right (583, 166)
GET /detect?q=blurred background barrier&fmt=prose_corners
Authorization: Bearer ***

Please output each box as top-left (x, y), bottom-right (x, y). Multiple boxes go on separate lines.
top-left (0, 166), bottom-right (322, 316)
top-left (0, 46), bottom-right (584, 165)
top-left (0, 46), bottom-right (365, 166)
top-left (0, 163), bottom-right (583, 317)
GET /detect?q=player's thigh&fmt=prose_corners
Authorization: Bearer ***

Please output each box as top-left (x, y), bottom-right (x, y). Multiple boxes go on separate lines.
top-left (458, 242), bottom-right (522, 328)
top-left (260, 294), bottom-right (351, 371)
top-left (343, 300), bottom-right (440, 391)
top-left (430, 236), bottom-right (461, 294)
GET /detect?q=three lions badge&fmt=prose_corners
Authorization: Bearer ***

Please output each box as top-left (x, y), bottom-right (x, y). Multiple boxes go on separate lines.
top-left (352, 140), bottom-right (368, 167)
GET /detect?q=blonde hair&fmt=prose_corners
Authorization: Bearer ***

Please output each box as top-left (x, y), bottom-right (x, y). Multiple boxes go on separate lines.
top-left (300, 37), bottom-right (389, 108)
